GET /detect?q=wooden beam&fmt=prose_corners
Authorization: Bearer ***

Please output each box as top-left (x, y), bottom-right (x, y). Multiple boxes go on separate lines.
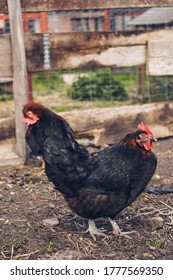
top-left (1, 0), bottom-right (173, 13)
top-left (25, 29), bottom-right (172, 72)
top-left (25, 32), bottom-right (146, 71)
top-left (1, 29), bottom-right (173, 76)
top-left (48, 29), bottom-right (172, 49)
top-left (49, 45), bottom-right (146, 70)
top-left (148, 39), bottom-right (173, 75)
top-left (2, 102), bottom-right (173, 143)
top-left (7, 0), bottom-right (29, 159)
top-left (0, 35), bottom-right (12, 77)
top-left (137, 64), bottom-right (146, 97)
top-left (0, 30), bottom-right (173, 77)
top-left (1, 29), bottom-right (173, 77)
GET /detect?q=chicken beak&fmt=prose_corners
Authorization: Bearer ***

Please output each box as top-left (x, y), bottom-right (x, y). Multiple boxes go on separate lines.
top-left (150, 136), bottom-right (157, 142)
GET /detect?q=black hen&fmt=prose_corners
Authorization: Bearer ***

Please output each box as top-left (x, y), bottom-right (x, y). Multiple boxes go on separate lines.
top-left (22, 102), bottom-right (157, 239)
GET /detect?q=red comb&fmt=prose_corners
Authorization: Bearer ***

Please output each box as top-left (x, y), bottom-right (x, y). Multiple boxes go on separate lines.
top-left (138, 122), bottom-right (153, 135)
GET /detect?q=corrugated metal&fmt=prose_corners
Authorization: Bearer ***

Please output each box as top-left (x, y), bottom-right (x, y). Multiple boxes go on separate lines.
top-left (128, 7), bottom-right (173, 25)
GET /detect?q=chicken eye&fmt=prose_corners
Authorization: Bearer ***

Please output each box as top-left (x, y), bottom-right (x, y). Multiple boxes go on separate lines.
top-left (27, 111), bottom-right (33, 118)
top-left (137, 135), bottom-right (142, 140)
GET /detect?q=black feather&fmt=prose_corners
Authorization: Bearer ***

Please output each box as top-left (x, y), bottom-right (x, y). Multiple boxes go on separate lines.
top-left (23, 102), bottom-right (157, 221)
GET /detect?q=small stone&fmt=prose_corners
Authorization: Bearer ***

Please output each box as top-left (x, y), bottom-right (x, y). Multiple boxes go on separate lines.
top-left (143, 253), bottom-right (153, 258)
top-left (48, 203), bottom-right (56, 209)
top-left (10, 191), bottom-right (15, 196)
top-left (150, 216), bottom-right (164, 230)
top-left (43, 218), bottom-right (59, 227)
top-left (49, 250), bottom-right (85, 260)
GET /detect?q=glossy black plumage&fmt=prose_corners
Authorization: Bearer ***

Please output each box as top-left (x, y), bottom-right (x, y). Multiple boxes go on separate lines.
top-left (23, 102), bottom-right (157, 223)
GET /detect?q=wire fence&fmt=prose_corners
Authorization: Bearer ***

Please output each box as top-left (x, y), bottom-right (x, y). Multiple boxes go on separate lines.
top-left (1, 7), bottom-right (173, 113)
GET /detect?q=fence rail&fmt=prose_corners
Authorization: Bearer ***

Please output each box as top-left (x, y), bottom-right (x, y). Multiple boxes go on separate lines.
top-left (1, 29), bottom-right (173, 76)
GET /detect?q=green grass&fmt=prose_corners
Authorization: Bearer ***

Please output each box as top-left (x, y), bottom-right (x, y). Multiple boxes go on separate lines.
top-left (32, 71), bottom-right (68, 94)
top-left (0, 88), bottom-right (13, 102)
top-left (32, 69), bottom-right (137, 97)
top-left (150, 176), bottom-right (158, 183)
top-left (31, 68), bottom-right (173, 113)
top-left (50, 104), bottom-right (83, 112)
top-left (146, 238), bottom-right (165, 249)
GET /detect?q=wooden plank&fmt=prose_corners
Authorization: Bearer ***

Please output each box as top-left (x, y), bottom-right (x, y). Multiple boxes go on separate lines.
top-left (49, 45), bottom-right (146, 70)
top-left (2, 102), bottom-right (173, 143)
top-left (49, 29), bottom-right (173, 49)
top-left (25, 30), bottom-right (172, 72)
top-left (1, 0), bottom-right (173, 13)
top-left (25, 32), bottom-right (145, 71)
top-left (148, 39), bottom-right (173, 75)
top-left (7, 0), bottom-right (29, 159)
top-left (0, 35), bottom-right (12, 77)
top-left (1, 29), bottom-right (173, 75)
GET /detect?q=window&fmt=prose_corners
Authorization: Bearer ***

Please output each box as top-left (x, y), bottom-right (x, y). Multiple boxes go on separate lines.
top-left (71, 17), bottom-right (104, 32)
top-left (4, 20), bottom-right (10, 34)
top-left (28, 19), bottom-right (36, 33)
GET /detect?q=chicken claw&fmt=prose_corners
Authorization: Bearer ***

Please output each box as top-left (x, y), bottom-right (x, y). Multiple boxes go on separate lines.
top-left (109, 218), bottom-right (135, 239)
top-left (86, 220), bottom-right (107, 241)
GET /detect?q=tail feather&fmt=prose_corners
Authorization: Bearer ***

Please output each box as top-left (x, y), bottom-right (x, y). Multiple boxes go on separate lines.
top-left (145, 185), bottom-right (173, 194)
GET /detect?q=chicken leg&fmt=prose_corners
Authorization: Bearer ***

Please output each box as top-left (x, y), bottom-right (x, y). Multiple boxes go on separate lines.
top-left (86, 219), bottom-right (107, 241)
top-left (109, 218), bottom-right (134, 238)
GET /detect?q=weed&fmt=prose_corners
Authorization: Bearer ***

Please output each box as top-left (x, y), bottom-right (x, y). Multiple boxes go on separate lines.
top-left (45, 241), bottom-right (55, 253)
top-left (146, 238), bottom-right (165, 250)
top-left (154, 238), bottom-right (165, 249)
top-left (150, 176), bottom-right (158, 183)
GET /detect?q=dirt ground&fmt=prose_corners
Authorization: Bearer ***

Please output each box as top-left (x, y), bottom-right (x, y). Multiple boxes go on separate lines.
top-left (0, 137), bottom-right (173, 260)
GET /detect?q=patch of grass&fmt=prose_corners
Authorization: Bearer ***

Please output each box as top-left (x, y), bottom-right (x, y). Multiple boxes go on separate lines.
top-left (154, 238), bottom-right (165, 249)
top-left (22, 188), bottom-right (33, 196)
top-left (68, 69), bottom-right (128, 101)
top-left (0, 88), bottom-right (13, 102)
top-left (39, 191), bottom-right (50, 198)
top-left (45, 241), bottom-right (55, 253)
top-left (30, 68), bottom-right (173, 114)
top-left (146, 238), bottom-right (165, 250)
top-left (150, 176), bottom-right (158, 183)
top-left (114, 72), bottom-right (137, 90)
top-left (32, 71), bottom-right (68, 94)
top-left (50, 104), bottom-right (83, 112)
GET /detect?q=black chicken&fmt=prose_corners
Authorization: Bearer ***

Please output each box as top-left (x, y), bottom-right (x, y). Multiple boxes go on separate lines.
top-left (22, 102), bottom-right (157, 240)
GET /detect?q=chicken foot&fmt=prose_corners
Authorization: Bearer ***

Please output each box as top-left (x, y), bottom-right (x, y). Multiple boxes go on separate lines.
top-left (86, 219), bottom-right (107, 241)
top-left (109, 218), bottom-right (135, 239)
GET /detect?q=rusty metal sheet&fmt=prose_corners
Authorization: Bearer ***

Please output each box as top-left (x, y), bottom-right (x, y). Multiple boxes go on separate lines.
top-left (1, 0), bottom-right (173, 13)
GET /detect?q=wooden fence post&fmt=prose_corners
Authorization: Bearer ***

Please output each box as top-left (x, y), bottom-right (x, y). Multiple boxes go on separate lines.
top-left (7, 0), bottom-right (29, 159)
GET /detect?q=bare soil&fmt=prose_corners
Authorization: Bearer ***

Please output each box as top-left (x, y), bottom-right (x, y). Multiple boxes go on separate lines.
top-left (0, 138), bottom-right (173, 260)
